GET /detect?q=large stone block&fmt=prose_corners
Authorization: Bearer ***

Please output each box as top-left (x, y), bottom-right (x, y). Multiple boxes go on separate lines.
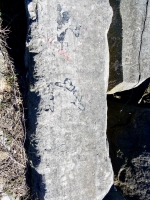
top-left (108, 0), bottom-right (150, 94)
top-left (25, 0), bottom-right (113, 199)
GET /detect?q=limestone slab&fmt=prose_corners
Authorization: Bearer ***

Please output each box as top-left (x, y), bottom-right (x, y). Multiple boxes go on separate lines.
top-left (25, 0), bottom-right (113, 199)
top-left (108, 0), bottom-right (150, 94)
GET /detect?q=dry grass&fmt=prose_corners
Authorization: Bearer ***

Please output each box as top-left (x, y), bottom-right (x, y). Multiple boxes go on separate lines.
top-left (0, 19), bottom-right (28, 199)
top-left (0, 20), bottom-right (9, 47)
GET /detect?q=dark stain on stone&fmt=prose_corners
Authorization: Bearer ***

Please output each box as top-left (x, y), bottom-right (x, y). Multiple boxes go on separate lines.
top-left (57, 4), bottom-right (80, 49)
top-left (62, 11), bottom-right (70, 24)
top-left (72, 25), bottom-right (81, 37)
top-left (57, 30), bottom-right (67, 42)
top-left (55, 78), bottom-right (85, 111)
top-left (57, 12), bottom-right (63, 27)
top-left (57, 4), bottom-right (62, 12)
top-left (57, 5), bottom-right (70, 29)
top-left (63, 78), bottom-right (75, 91)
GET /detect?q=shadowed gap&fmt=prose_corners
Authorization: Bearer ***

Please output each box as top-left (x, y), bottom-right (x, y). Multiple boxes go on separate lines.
top-left (0, 0), bottom-right (46, 199)
top-left (107, 0), bottom-right (123, 92)
top-left (107, 78), bottom-right (150, 199)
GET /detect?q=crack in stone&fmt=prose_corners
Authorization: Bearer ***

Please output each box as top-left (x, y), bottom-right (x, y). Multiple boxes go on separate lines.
top-left (138, 0), bottom-right (149, 83)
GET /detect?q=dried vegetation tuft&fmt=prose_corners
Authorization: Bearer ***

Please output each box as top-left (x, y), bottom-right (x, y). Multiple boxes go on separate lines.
top-left (0, 19), bottom-right (28, 199)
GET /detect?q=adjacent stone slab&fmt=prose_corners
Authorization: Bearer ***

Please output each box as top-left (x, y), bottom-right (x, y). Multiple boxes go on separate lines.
top-left (108, 0), bottom-right (150, 94)
top-left (25, 0), bottom-right (113, 199)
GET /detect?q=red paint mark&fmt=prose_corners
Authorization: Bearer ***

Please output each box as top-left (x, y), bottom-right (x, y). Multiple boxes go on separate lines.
top-left (42, 35), bottom-right (46, 40)
top-left (58, 49), bottom-right (71, 61)
top-left (48, 38), bottom-right (54, 46)
top-left (73, 42), bottom-right (84, 52)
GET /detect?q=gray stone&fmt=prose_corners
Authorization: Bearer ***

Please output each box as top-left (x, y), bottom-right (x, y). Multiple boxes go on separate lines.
top-left (25, 0), bottom-right (113, 199)
top-left (108, 0), bottom-right (150, 94)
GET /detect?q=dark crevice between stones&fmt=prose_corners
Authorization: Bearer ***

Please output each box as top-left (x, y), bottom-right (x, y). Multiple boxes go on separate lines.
top-left (104, 1), bottom-right (125, 199)
top-left (106, 78), bottom-right (150, 200)
top-left (25, 52), bottom-right (47, 199)
top-left (107, 0), bottom-right (123, 92)
top-left (107, 77), bottom-right (150, 108)
top-left (107, 29), bottom-right (150, 200)
top-left (106, 65), bottom-right (150, 200)
top-left (0, 0), bottom-right (45, 199)
top-left (137, 0), bottom-right (149, 83)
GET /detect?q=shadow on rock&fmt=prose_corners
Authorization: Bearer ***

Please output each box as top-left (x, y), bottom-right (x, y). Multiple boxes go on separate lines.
top-left (103, 185), bottom-right (125, 200)
top-left (25, 52), bottom-right (46, 199)
top-left (107, 78), bottom-right (150, 199)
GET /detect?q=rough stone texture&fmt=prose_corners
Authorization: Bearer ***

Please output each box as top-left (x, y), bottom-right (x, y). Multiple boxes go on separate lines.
top-left (108, 0), bottom-right (150, 94)
top-left (25, 0), bottom-right (113, 199)
top-left (107, 100), bottom-right (150, 199)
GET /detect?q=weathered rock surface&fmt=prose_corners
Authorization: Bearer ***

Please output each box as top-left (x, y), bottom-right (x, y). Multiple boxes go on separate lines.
top-left (25, 0), bottom-right (113, 199)
top-left (108, 0), bottom-right (150, 94)
top-left (107, 99), bottom-right (150, 199)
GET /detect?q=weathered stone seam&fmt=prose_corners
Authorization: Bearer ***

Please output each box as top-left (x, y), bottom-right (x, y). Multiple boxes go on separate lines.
top-left (138, 0), bottom-right (149, 83)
